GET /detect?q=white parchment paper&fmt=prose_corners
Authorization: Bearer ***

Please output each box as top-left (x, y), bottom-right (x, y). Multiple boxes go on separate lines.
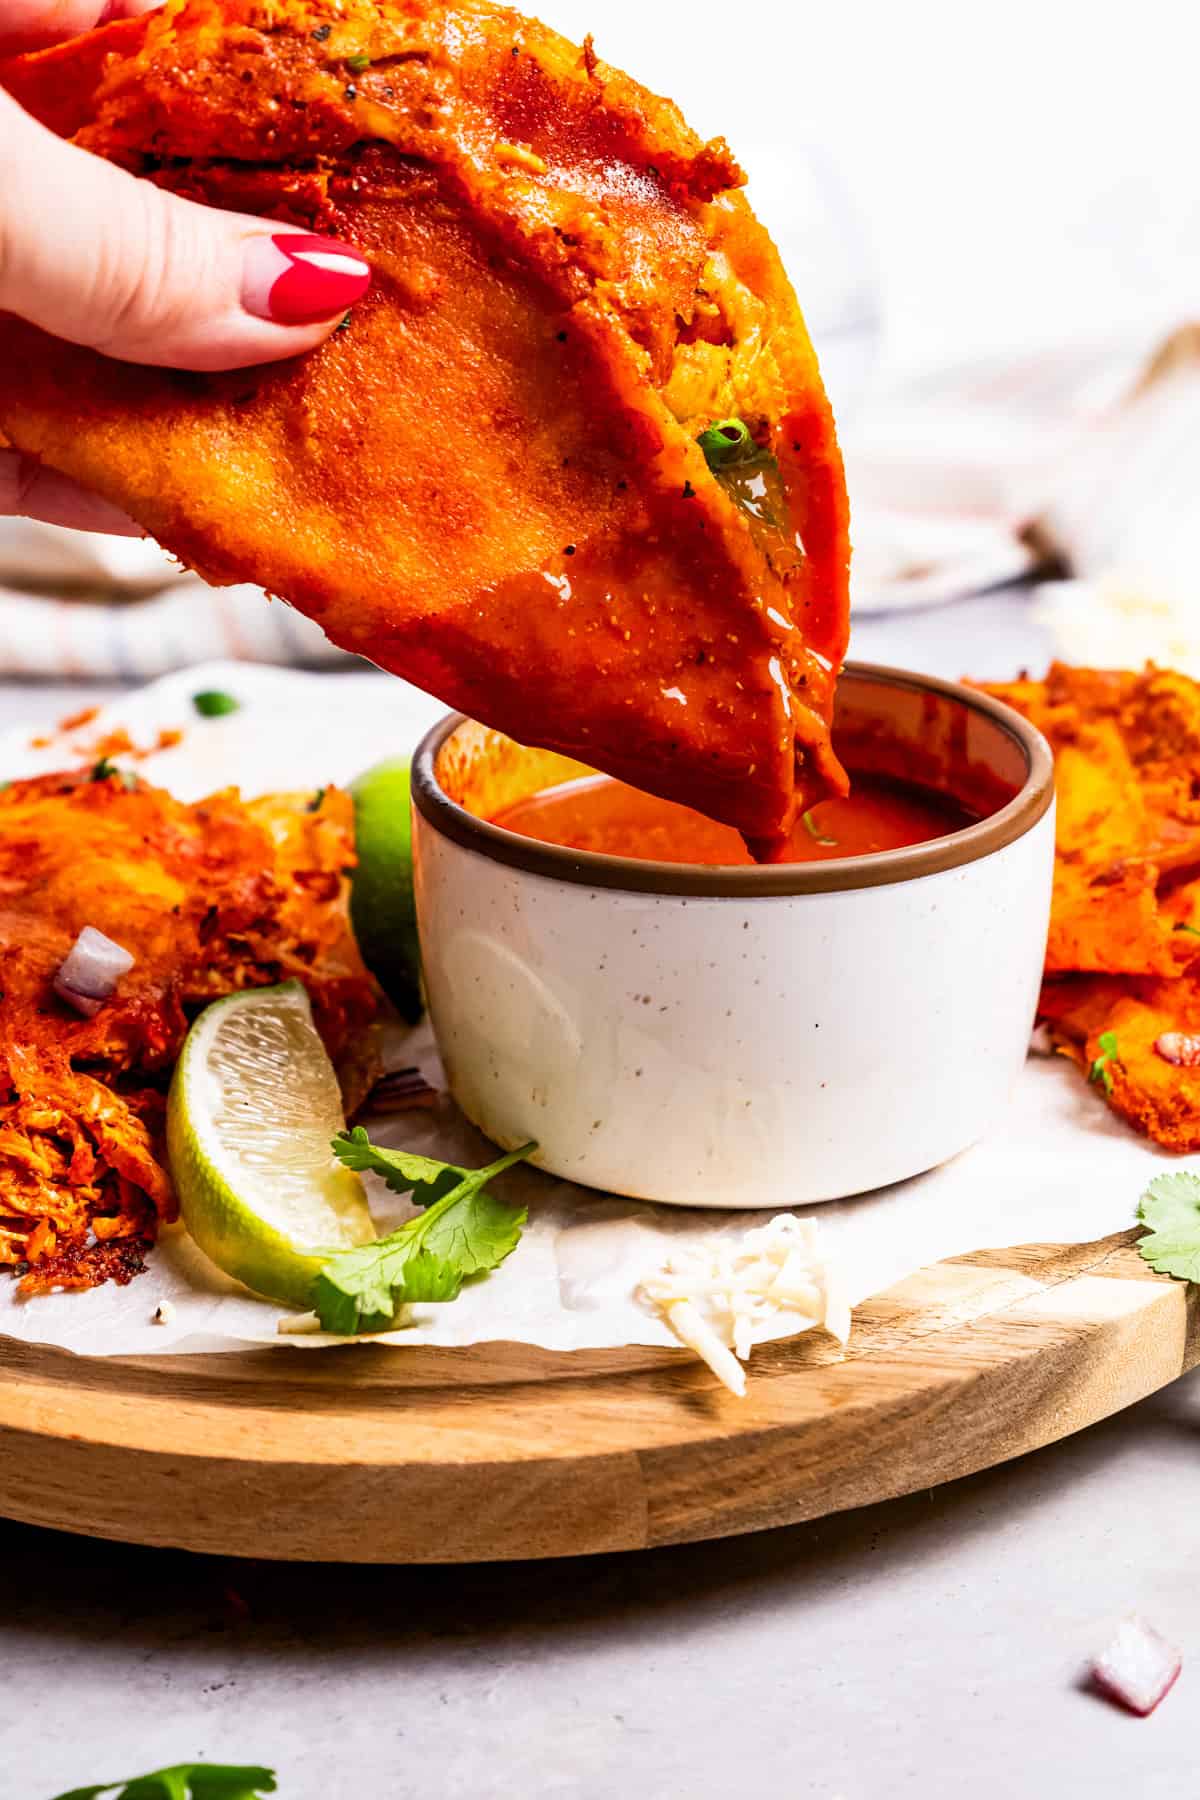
top-left (0, 664), bottom-right (1174, 1362)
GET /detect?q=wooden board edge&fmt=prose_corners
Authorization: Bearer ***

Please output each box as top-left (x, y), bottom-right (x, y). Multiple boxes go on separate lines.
top-left (0, 1234), bottom-right (1193, 1562)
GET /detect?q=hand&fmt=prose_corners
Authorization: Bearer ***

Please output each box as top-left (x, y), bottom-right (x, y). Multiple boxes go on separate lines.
top-left (0, 0), bottom-right (371, 534)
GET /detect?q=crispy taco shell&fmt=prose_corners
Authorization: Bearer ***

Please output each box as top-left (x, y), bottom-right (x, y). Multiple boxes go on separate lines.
top-left (0, 0), bottom-right (850, 846)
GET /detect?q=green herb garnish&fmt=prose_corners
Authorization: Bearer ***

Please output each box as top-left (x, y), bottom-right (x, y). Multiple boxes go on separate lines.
top-left (1176, 922), bottom-right (1200, 938)
top-left (346, 51), bottom-right (371, 70)
top-left (308, 787), bottom-right (326, 813)
top-left (192, 690), bottom-right (240, 718)
top-left (802, 809), bottom-right (839, 849)
top-left (89, 758), bottom-right (137, 790)
top-left (51, 1765), bottom-right (277, 1800)
top-left (697, 417), bottom-right (757, 471)
top-left (313, 1130), bottom-right (536, 1334)
top-left (1089, 1029), bottom-right (1121, 1096)
top-left (1138, 1172), bottom-right (1200, 1283)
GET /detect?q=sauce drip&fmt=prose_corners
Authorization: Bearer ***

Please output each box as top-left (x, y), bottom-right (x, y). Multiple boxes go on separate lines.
top-left (491, 771), bottom-right (979, 867)
top-left (714, 455), bottom-right (803, 581)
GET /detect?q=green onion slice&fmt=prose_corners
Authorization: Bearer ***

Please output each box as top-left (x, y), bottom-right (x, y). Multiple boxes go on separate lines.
top-left (697, 418), bottom-right (758, 470)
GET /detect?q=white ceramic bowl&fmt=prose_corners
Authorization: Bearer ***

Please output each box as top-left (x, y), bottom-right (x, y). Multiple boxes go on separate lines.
top-left (411, 664), bottom-right (1055, 1208)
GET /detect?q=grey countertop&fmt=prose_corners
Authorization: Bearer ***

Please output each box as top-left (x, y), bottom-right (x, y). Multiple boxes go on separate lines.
top-left (3, 591), bottom-right (1196, 1800)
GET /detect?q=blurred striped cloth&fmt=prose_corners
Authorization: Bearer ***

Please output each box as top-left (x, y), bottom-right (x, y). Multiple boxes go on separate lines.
top-left (844, 328), bottom-right (1191, 615)
top-left (0, 528), bottom-right (349, 677)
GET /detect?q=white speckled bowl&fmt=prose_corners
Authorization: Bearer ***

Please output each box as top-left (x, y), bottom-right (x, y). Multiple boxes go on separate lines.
top-left (411, 664), bottom-right (1055, 1208)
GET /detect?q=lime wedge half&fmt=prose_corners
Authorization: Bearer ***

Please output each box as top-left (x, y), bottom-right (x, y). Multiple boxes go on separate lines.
top-left (167, 981), bottom-right (375, 1307)
top-left (349, 755), bottom-right (423, 1023)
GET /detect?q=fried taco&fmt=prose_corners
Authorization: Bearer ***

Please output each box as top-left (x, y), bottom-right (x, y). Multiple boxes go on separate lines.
top-left (0, 0), bottom-right (851, 850)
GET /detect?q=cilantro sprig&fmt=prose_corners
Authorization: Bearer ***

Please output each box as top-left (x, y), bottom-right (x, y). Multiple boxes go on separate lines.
top-left (313, 1129), bottom-right (536, 1334)
top-left (1138, 1172), bottom-right (1200, 1284)
top-left (52, 1765), bottom-right (276, 1800)
top-left (1089, 1030), bottom-right (1121, 1096)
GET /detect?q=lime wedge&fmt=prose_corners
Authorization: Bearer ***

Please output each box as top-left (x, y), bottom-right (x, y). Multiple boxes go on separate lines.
top-left (167, 981), bottom-right (375, 1308)
top-left (349, 755), bottom-right (423, 1023)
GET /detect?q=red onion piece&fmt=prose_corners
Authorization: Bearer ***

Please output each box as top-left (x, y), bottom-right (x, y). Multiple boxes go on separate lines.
top-left (1155, 1032), bottom-right (1200, 1069)
top-left (54, 926), bottom-right (135, 1017)
top-left (1091, 1619), bottom-right (1182, 1716)
top-left (53, 981), bottom-right (105, 1018)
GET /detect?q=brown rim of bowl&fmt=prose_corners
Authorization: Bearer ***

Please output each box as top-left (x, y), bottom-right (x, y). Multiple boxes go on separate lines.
top-left (411, 661), bottom-right (1056, 899)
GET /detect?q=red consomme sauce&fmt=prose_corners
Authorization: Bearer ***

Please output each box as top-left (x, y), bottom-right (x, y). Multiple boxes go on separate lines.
top-left (491, 771), bottom-right (980, 867)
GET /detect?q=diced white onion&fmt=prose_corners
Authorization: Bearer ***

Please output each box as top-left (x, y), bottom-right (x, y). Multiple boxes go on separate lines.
top-left (54, 926), bottom-right (134, 1016)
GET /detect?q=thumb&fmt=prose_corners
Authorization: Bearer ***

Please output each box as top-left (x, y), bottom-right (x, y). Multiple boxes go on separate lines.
top-left (0, 89), bottom-right (371, 372)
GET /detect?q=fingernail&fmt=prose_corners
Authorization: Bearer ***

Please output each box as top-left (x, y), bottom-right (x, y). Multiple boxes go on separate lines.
top-left (242, 233), bottom-right (371, 325)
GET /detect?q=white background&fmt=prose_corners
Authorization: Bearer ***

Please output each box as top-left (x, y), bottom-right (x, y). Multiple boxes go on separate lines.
top-left (540, 0), bottom-right (1200, 380)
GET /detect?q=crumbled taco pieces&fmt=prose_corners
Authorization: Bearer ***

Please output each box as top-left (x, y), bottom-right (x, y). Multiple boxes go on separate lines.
top-left (0, 768), bottom-right (377, 1292)
top-left (988, 664), bottom-right (1200, 1151)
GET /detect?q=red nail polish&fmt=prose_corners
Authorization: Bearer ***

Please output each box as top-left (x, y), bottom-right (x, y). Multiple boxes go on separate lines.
top-left (247, 233), bottom-right (371, 325)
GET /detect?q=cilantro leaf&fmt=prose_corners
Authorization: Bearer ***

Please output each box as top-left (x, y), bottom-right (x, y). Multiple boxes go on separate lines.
top-left (1138, 1171), bottom-right (1200, 1283)
top-left (332, 1125), bottom-right (466, 1207)
top-left (1089, 1029), bottom-right (1121, 1096)
top-left (51, 1765), bottom-right (276, 1800)
top-left (1176, 922), bottom-right (1200, 939)
top-left (314, 1136), bottom-right (536, 1333)
top-left (192, 690), bottom-right (240, 718)
top-left (88, 758), bottom-right (137, 790)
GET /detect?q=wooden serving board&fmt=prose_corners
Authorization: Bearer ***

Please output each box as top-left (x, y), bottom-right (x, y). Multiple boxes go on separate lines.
top-left (0, 1228), bottom-right (1196, 1564)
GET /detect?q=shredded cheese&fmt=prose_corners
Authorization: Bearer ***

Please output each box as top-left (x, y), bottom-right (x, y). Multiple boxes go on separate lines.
top-left (638, 1215), bottom-right (850, 1397)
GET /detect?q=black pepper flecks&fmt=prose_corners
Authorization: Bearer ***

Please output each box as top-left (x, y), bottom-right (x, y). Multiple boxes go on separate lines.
top-left (683, 480), bottom-right (695, 499)
top-left (344, 83), bottom-right (358, 98)
top-left (311, 22), bottom-right (331, 39)
top-left (564, 545), bottom-right (577, 557)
